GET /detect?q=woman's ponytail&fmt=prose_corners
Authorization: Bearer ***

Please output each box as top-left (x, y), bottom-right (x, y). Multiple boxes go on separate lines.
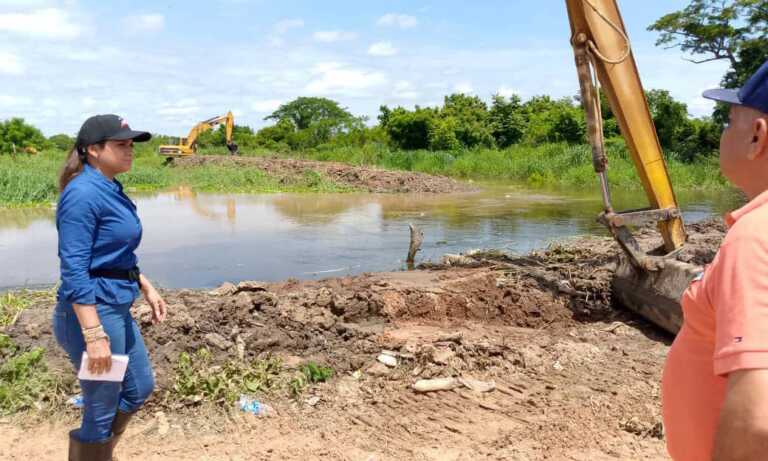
top-left (58, 144), bottom-right (85, 192)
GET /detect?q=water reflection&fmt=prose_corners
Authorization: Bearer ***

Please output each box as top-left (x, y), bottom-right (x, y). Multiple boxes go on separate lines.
top-left (0, 185), bottom-right (743, 290)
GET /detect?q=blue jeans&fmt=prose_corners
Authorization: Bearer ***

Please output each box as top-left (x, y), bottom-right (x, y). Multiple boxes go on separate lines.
top-left (53, 300), bottom-right (155, 443)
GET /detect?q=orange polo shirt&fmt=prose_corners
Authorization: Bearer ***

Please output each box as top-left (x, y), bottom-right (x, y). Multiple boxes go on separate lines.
top-left (662, 190), bottom-right (768, 461)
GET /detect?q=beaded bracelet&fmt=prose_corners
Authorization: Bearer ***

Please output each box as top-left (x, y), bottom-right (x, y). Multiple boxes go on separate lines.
top-left (82, 325), bottom-right (110, 343)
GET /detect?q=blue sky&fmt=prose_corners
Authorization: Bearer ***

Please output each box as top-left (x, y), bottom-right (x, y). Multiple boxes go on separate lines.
top-left (0, 0), bottom-right (730, 136)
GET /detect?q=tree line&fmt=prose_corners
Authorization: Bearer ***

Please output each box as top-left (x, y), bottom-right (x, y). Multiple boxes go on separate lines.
top-left (2, 0), bottom-right (764, 162)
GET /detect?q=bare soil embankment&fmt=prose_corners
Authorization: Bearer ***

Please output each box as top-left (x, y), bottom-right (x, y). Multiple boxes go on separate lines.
top-left (1, 220), bottom-right (726, 460)
top-left (175, 155), bottom-right (475, 194)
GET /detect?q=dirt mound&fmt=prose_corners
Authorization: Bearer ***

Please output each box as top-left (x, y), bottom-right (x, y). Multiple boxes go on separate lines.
top-left (2, 220), bottom-right (728, 459)
top-left (174, 155), bottom-right (474, 193)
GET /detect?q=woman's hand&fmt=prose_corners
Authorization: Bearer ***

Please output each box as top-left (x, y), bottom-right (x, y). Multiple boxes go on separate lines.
top-left (86, 337), bottom-right (112, 374)
top-left (142, 282), bottom-right (167, 324)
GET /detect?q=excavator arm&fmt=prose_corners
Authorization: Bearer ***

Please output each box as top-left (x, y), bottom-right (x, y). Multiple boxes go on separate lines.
top-left (565, 0), bottom-right (697, 334)
top-left (159, 111), bottom-right (239, 157)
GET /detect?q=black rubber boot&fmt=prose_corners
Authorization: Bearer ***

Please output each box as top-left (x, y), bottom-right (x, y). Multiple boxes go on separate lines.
top-left (68, 429), bottom-right (113, 461)
top-left (110, 410), bottom-right (136, 449)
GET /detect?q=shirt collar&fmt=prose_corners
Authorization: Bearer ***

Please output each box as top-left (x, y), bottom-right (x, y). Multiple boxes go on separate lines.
top-left (83, 164), bottom-right (118, 190)
top-left (725, 189), bottom-right (768, 227)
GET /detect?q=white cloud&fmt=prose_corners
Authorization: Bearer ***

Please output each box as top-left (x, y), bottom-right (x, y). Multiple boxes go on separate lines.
top-left (313, 30), bottom-right (357, 43)
top-left (453, 82), bottom-right (474, 94)
top-left (251, 99), bottom-right (283, 113)
top-left (58, 46), bottom-right (121, 62)
top-left (81, 97), bottom-right (96, 108)
top-left (267, 18), bottom-right (304, 47)
top-left (124, 14), bottom-right (164, 33)
top-left (393, 80), bottom-right (419, 99)
top-left (0, 0), bottom-right (53, 7)
top-left (0, 51), bottom-right (24, 75)
top-left (157, 98), bottom-right (200, 118)
top-left (0, 8), bottom-right (80, 39)
top-left (368, 41), bottom-right (398, 57)
top-left (273, 18), bottom-right (304, 34)
top-left (377, 13), bottom-right (417, 29)
top-left (0, 94), bottom-right (30, 106)
top-left (497, 86), bottom-right (519, 98)
top-left (305, 63), bottom-right (388, 96)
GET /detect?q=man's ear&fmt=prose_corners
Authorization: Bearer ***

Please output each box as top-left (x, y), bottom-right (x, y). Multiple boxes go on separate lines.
top-left (748, 117), bottom-right (768, 161)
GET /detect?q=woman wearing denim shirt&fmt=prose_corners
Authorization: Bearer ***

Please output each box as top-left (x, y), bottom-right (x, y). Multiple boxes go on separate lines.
top-left (53, 114), bottom-right (167, 461)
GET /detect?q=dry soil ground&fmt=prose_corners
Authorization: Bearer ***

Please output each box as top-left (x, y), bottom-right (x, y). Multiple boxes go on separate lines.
top-left (0, 221), bottom-right (727, 460)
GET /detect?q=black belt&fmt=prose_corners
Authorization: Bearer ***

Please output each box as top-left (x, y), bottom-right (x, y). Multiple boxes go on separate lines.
top-left (90, 267), bottom-right (141, 284)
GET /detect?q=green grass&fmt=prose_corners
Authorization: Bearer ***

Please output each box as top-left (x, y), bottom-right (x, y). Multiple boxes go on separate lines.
top-left (0, 149), bottom-right (352, 208)
top-left (0, 142), bottom-right (727, 208)
top-left (299, 142), bottom-right (728, 191)
top-left (0, 334), bottom-right (67, 415)
top-left (0, 289), bottom-right (55, 328)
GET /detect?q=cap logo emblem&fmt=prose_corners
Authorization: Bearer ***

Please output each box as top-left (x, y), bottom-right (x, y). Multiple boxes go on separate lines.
top-left (120, 118), bottom-right (129, 128)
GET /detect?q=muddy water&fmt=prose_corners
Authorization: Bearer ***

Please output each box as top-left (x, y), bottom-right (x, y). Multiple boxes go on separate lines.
top-left (0, 186), bottom-right (742, 290)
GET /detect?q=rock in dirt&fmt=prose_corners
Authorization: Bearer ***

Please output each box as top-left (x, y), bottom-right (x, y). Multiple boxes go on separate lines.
top-left (459, 377), bottom-right (496, 393)
top-left (377, 354), bottom-right (398, 368)
top-left (237, 281), bottom-right (268, 292)
top-left (234, 292), bottom-right (253, 311)
top-left (431, 348), bottom-right (456, 365)
top-left (412, 377), bottom-right (462, 393)
top-left (367, 362), bottom-right (392, 377)
top-left (209, 282), bottom-right (237, 296)
top-left (205, 333), bottom-right (233, 351)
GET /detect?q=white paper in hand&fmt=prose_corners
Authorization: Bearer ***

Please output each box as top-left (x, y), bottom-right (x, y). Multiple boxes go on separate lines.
top-left (77, 353), bottom-right (129, 382)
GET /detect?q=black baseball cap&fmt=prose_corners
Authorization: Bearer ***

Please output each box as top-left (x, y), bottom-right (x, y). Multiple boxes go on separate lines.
top-left (75, 114), bottom-right (151, 147)
top-left (703, 58), bottom-right (768, 113)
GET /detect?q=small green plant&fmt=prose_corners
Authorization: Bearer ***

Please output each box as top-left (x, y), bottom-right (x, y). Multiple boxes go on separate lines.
top-left (300, 362), bottom-right (334, 383)
top-left (288, 362), bottom-right (334, 398)
top-left (171, 348), bottom-right (285, 405)
top-left (0, 334), bottom-right (66, 415)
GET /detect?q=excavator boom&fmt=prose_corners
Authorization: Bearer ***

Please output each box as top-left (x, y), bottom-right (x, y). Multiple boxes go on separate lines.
top-left (159, 111), bottom-right (239, 157)
top-left (565, 0), bottom-right (697, 334)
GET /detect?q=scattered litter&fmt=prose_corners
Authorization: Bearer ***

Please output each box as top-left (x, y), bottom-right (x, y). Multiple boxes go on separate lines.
top-left (67, 394), bottom-right (84, 408)
top-left (305, 396), bottom-right (321, 406)
top-left (553, 361), bottom-right (564, 371)
top-left (352, 370), bottom-right (363, 380)
top-left (238, 395), bottom-right (273, 417)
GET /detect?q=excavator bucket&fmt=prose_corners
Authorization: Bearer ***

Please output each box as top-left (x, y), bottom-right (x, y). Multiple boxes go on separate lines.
top-left (565, 0), bottom-right (695, 334)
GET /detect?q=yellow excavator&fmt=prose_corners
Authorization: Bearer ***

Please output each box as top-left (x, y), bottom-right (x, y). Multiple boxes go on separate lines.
top-left (565, 0), bottom-right (699, 334)
top-left (159, 111), bottom-right (239, 157)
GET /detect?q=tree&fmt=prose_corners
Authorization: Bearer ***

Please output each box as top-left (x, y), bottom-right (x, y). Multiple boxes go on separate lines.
top-left (489, 94), bottom-right (526, 148)
top-left (379, 106), bottom-right (437, 150)
top-left (0, 118), bottom-right (48, 155)
top-left (440, 93), bottom-right (495, 148)
top-left (649, 0), bottom-right (768, 88)
top-left (646, 89), bottom-right (691, 150)
top-left (265, 97), bottom-right (354, 130)
top-left (49, 133), bottom-right (75, 151)
top-left (522, 96), bottom-right (586, 145)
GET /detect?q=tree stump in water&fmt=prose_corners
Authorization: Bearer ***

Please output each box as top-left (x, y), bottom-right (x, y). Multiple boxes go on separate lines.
top-left (407, 224), bottom-right (424, 270)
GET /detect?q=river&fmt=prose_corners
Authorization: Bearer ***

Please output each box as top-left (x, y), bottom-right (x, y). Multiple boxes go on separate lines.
top-left (0, 185), bottom-right (742, 290)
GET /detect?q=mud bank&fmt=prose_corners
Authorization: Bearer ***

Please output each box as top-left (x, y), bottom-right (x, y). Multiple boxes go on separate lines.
top-left (174, 155), bottom-right (475, 194)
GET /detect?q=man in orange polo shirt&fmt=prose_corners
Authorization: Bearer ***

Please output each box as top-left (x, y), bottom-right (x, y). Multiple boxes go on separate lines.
top-left (662, 58), bottom-right (768, 461)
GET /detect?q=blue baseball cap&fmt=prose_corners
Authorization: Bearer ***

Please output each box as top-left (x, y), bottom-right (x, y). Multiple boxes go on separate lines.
top-left (703, 59), bottom-right (768, 113)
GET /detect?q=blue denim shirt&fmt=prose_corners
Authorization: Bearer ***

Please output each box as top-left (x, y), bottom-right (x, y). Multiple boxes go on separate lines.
top-left (57, 164), bottom-right (142, 305)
